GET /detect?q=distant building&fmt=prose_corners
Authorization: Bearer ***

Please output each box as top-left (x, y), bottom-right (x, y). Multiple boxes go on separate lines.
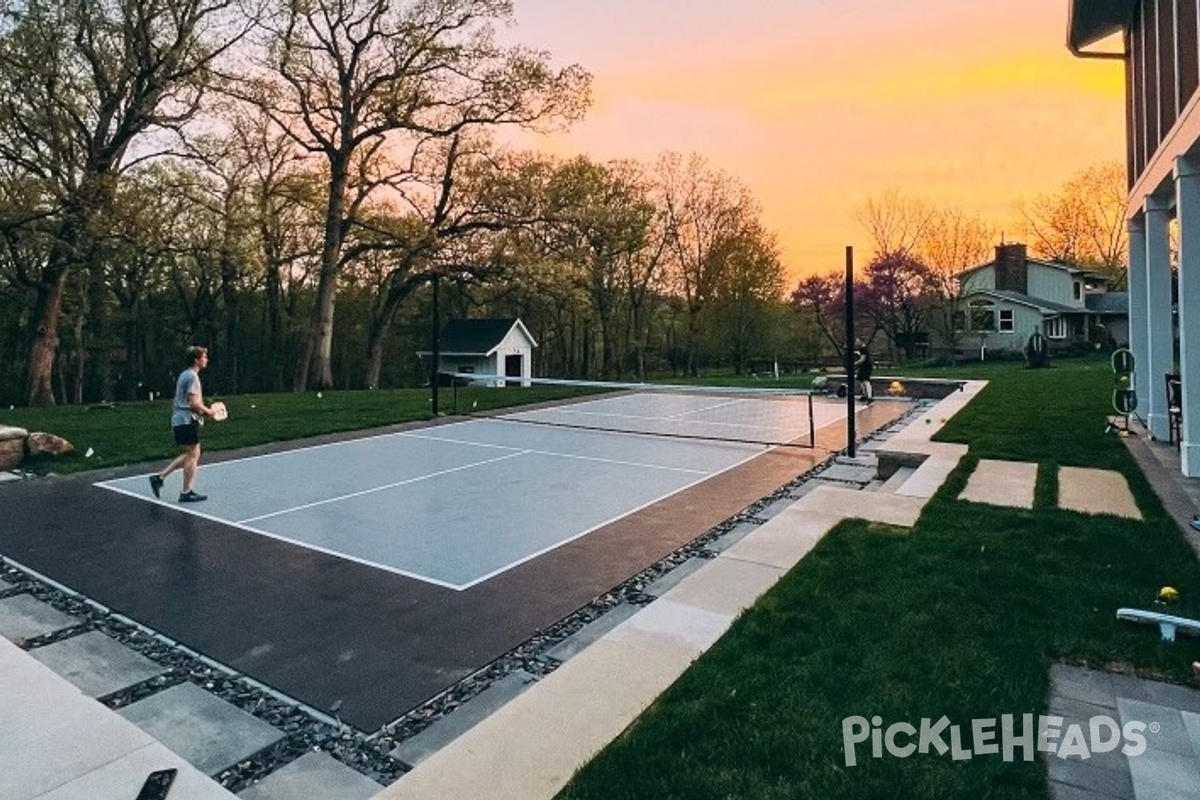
top-left (418, 318), bottom-right (536, 386)
top-left (957, 243), bottom-right (1128, 353)
top-left (1068, 2), bottom-right (1199, 476)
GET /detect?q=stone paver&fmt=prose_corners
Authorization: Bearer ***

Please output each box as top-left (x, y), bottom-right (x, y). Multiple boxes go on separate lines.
top-left (0, 594), bottom-right (79, 642)
top-left (545, 603), bottom-right (643, 663)
top-left (1118, 698), bottom-right (1195, 757)
top-left (118, 682), bottom-right (286, 775)
top-left (701, 524), bottom-right (756, 554)
top-left (958, 458), bottom-right (1037, 509)
top-left (791, 483), bottom-right (926, 527)
top-left (1184, 710), bottom-right (1200, 756)
top-left (1126, 748), bottom-right (1200, 799)
top-left (721, 510), bottom-right (840, 571)
top-left (237, 752), bottom-right (380, 800)
top-left (607, 597), bottom-right (733, 655)
top-left (659, 555), bottom-right (783, 618)
top-left (391, 670), bottom-right (539, 767)
top-left (30, 630), bottom-right (167, 698)
top-left (815, 463), bottom-right (877, 484)
top-left (376, 636), bottom-right (700, 799)
top-left (0, 637), bottom-right (233, 800)
top-left (894, 452), bottom-right (965, 498)
top-left (35, 743), bottom-right (238, 800)
top-left (1058, 466), bottom-right (1142, 520)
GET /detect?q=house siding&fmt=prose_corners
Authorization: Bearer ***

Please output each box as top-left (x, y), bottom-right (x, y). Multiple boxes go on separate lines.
top-left (960, 267), bottom-right (995, 293)
top-left (1026, 264), bottom-right (1076, 307)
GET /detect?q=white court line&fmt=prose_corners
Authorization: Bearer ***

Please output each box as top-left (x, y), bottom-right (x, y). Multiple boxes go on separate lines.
top-left (398, 430), bottom-right (715, 474)
top-left (97, 483), bottom-right (467, 590)
top-left (238, 450), bottom-right (529, 523)
top-left (454, 444), bottom-right (771, 590)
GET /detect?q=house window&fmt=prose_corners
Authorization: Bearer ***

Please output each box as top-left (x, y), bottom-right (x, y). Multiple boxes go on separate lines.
top-left (968, 301), bottom-right (995, 331)
top-left (1045, 317), bottom-right (1066, 339)
top-left (1073, 282), bottom-right (1082, 301)
top-left (998, 309), bottom-right (1014, 332)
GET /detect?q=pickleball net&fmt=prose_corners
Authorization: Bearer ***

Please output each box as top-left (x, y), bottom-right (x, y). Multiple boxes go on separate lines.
top-left (440, 373), bottom-right (818, 448)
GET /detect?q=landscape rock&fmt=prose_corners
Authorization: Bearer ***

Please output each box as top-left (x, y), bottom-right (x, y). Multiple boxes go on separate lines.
top-left (26, 431), bottom-right (74, 456)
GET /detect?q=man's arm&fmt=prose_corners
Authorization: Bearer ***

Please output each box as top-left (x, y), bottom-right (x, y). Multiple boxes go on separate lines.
top-left (186, 378), bottom-right (213, 419)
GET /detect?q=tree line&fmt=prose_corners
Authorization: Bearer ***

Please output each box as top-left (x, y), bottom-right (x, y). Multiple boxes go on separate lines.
top-left (0, 0), bottom-right (1128, 407)
top-left (0, 0), bottom-right (801, 406)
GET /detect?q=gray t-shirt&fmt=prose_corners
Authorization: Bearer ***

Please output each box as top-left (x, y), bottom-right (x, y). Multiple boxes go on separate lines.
top-left (171, 369), bottom-right (202, 427)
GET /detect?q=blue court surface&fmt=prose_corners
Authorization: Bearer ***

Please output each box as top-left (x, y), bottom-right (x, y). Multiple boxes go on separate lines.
top-left (97, 392), bottom-right (847, 591)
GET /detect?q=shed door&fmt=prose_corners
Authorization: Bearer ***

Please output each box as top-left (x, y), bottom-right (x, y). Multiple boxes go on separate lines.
top-left (505, 354), bottom-right (522, 378)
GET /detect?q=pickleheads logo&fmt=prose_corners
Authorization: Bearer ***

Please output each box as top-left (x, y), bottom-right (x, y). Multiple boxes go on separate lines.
top-left (841, 714), bottom-right (1149, 767)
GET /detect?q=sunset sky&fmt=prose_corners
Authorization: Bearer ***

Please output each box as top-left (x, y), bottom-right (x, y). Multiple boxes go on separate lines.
top-left (507, 1), bottom-right (1126, 282)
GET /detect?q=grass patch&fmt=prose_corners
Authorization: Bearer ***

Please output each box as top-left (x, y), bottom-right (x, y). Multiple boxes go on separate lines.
top-left (557, 359), bottom-right (1200, 800)
top-left (0, 385), bottom-right (599, 475)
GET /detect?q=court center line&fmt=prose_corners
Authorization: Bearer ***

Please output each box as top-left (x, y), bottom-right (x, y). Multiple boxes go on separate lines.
top-left (398, 430), bottom-right (714, 474)
top-left (236, 450), bottom-right (530, 524)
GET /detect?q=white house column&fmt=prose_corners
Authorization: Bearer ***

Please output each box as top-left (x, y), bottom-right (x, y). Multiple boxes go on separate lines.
top-left (1127, 215), bottom-right (1149, 419)
top-left (1176, 157), bottom-right (1200, 476)
top-left (1144, 196), bottom-right (1174, 441)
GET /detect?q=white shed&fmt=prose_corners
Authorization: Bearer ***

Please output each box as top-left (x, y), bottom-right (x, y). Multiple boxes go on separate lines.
top-left (419, 318), bottom-right (537, 386)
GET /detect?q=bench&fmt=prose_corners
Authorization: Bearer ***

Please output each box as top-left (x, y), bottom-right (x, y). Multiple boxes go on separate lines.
top-left (1116, 607), bottom-right (1200, 642)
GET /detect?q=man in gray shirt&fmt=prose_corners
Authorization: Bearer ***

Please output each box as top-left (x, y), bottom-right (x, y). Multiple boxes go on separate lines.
top-left (149, 346), bottom-right (216, 502)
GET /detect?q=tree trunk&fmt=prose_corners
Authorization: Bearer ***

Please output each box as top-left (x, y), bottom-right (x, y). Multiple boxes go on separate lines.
top-left (298, 166), bottom-right (349, 391)
top-left (23, 270), bottom-right (69, 406)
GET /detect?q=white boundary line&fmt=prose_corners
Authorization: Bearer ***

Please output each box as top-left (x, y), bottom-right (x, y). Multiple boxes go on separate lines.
top-left (96, 482), bottom-right (467, 591)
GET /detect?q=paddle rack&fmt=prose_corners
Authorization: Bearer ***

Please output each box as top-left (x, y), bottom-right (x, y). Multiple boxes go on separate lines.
top-left (1106, 348), bottom-right (1137, 436)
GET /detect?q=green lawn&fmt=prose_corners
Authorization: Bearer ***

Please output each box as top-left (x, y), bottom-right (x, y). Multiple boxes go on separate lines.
top-left (556, 359), bottom-right (1200, 800)
top-left (0, 384), bottom-right (599, 475)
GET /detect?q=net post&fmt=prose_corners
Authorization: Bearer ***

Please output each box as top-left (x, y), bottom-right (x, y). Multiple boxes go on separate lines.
top-left (808, 391), bottom-right (816, 448)
top-left (845, 246), bottom-right (856, 458)
top-left (430, 273), bottom-right (440, 418)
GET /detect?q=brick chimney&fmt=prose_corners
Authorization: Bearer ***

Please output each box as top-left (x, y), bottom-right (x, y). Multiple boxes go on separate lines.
top-left (994, 243), bottom-right (1028, 294)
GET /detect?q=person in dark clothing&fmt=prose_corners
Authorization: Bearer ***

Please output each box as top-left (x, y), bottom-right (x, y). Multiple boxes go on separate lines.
top-left (854, 339), bottom-right (873, 403)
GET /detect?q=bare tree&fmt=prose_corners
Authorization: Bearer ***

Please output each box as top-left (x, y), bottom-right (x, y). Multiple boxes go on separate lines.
top-left (1018, 161), bottom-right (1127, 276)
top-left (245, 0), bottom-right (590, 390)
top-left (657, 152), bottom-right (753, 375)
top-left (918, 207), bottom-right (994, 362)
top-left (856, 189), bottom-right (935, 259)
top-left (0, 0), bottom-right (258, 404)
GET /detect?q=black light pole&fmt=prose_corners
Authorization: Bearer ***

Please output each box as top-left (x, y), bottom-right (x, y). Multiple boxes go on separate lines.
top-left (430, 272), bottom-right (440, 418)
top-left (845, 246), bottom-right (856, 458)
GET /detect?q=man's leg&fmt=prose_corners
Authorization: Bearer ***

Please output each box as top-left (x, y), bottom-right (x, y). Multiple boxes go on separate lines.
top-left (181, 444), bottom-right (200, 493)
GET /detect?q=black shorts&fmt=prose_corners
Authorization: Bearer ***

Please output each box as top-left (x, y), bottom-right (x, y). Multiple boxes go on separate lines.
top-left (173, 423), bottom-right (201, 446)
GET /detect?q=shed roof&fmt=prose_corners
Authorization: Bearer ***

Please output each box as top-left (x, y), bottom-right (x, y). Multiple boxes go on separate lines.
top-left (435, 318), bottom-right (537, 355)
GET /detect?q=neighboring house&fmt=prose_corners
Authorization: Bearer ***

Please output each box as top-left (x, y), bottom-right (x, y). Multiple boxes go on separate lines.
top-left (1068, 1), bottom-right (1200, 477)
top-left (417, 318), bottom-right (536, 386)
top-left (957, 243), bottom-right (1128, 354)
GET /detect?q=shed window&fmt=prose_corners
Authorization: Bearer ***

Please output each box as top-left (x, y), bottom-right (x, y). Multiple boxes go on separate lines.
top-left (998, 309), bottom-right (1014, 332)
top-left (1045, 317), bottom-right (1066, 339)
